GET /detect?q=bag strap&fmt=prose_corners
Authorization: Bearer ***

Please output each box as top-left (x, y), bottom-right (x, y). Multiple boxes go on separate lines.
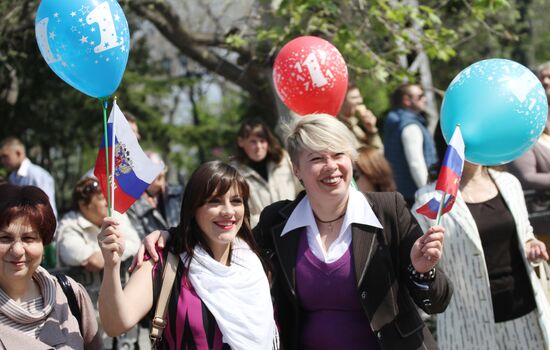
top-left (54, 273), bottom-right (82, 334)
top-left (150, 252), bottom-right (179, 346)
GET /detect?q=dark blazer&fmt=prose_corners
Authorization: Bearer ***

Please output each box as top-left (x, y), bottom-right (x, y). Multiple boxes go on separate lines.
top-left (254, 191), bottom-right (453, 350)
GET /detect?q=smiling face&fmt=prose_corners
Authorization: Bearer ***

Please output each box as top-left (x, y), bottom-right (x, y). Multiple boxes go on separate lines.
top-left (0, 216), bottom-right (43, 289)
top-left (195, 185), bottom-right (245, 252)
top-left (294, 150), bottom-right (353, 202)
top-left (238, 135), bottom-right (269, 162)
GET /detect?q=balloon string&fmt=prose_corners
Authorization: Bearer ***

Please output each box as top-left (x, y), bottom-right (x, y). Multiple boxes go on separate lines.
top-left (101, 98), bottom-right (112, 217)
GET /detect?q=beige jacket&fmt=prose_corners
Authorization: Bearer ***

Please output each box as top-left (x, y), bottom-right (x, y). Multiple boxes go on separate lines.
top-left (413, 169), bottom-right (550, 350)
top-left (0, 271), bottom-right (103, 350)
top-left (232, 152), bottom-right (301, 227)
top-left (56, 210), bottom-right (139, 266)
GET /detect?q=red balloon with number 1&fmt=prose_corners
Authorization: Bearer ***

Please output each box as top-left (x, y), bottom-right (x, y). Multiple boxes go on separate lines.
top-left (273, 36), bottom-right (348, 116)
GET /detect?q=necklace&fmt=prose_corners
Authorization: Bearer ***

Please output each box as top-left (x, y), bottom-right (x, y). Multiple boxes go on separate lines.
top-left (313, 212), bottom-right (345, 234)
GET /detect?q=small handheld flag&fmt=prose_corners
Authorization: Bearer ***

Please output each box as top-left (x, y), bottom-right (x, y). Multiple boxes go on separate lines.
top-left (94, 102), bottom-right (164, 213)
top-left (416, 125), bottom-right (465, 222)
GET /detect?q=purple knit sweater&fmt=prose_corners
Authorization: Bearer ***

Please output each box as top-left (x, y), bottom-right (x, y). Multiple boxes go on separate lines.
top-left (296, 233), bottom-right (379, 349)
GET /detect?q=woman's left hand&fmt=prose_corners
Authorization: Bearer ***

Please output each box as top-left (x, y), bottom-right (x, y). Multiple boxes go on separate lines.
top-left (525, 238), bottom-right (549, 263)
top-left (410, 225), bottom-right (445, 273)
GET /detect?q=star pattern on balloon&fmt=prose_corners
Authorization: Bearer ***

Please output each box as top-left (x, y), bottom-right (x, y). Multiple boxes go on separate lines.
top-left (441, 58), bottom-right (548, 165)
top-left (35, 0), bottom-right (131, 98)
top-left (79, 5), bottom-right (90, 15)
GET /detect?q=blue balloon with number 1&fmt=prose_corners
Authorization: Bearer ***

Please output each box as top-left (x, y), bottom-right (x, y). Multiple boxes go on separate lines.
top-left (35, 0), bottom-right (130, 99)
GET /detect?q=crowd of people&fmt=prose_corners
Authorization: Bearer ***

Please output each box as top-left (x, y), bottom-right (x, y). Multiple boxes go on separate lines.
top-left (1, 62), bottom-right (550, 350)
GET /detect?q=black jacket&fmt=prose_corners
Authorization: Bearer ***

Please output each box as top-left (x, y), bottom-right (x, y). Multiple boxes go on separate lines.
top-left (254, 191), bottom-right (453, 350)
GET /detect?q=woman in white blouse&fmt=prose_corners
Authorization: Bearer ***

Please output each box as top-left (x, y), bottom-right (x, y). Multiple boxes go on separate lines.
top-left (413, 162), bottom-right (550, 350)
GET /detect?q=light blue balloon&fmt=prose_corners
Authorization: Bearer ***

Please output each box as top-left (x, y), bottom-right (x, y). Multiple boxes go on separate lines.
top-left (35, 0), bottom-right (130, 99)
top-left (441, 58), bottom-right (548, 165)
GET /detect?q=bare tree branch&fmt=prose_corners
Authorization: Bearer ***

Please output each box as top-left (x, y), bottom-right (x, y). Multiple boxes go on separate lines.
top-left (129, 1), bottom-right (258, 93)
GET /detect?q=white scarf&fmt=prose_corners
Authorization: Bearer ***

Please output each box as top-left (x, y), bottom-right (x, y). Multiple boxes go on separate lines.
top-left (183, 238), bottom-right (277, 350)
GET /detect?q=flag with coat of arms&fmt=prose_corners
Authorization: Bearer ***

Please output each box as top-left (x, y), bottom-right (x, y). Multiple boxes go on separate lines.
top-left (94, 101), bottom-right (164, 213)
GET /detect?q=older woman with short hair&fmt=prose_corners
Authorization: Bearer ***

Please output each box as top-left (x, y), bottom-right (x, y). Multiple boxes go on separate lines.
top-left (0, 184), bottom-right (102, 349)
top-left (254, 114), bottom-right (451, 349)
top-left (57, 177), bottom-right (140, 279)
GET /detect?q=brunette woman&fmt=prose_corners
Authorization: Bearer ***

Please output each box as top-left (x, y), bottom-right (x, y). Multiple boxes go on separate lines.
top-left (98, 161), bottom-right (278, 349)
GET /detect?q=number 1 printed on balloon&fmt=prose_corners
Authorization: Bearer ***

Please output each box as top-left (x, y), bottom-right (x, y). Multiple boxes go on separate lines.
top-left (86, 1), bottom-right (123, 54)
top-left (36, 18), bottom-right (61, 64)
top-left (303, 51), bottom-right (329, 89)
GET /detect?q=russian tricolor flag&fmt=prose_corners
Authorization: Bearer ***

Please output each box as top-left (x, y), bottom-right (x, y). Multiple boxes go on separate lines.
top-left (416, 126), bottom-right (465, 220)
top-left (94, 102), bottom-right (164, 213)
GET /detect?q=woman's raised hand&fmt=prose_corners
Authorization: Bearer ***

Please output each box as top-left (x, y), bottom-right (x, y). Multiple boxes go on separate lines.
top-left (410, 225), bottom-right (445, 273)
top-left (128, 230), bottom-right (170, 272)
top-left (98, 217), bottom-right (125, 267)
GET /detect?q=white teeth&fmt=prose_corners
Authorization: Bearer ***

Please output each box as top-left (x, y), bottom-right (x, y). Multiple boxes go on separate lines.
top-left (322, 177), bottom-right (340, 184)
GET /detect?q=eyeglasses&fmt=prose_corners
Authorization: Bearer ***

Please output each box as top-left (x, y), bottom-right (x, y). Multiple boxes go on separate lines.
top-left (82, 180), bottom-right (100, 195)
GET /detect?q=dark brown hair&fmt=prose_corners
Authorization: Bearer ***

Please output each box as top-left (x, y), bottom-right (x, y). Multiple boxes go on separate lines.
top-left (72, 177), bottom-right (102, 210)
top-left (391, 83), bottom-right (419, 108)
top-left (234, 118), bottom-right (283, 164)
top-left (0, 184), bottom-right (57, 245)
top-left (355, 146), bottom-right (397, 192)
top-left (169, 161), bottom-right (260, 264)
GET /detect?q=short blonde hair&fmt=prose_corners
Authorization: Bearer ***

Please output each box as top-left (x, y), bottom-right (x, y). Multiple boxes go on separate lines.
top-left (284, 114), bottom-right (358, 165)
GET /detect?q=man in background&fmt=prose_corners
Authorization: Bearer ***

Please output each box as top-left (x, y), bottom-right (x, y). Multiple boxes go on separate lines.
top-left (0, 136), bottom-right (57, 215)
top-left (384, 83), bottom-right (438, 206)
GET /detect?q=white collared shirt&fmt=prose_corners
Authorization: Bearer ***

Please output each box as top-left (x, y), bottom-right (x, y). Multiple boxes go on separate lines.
top-left (281, 186), bottom-right (383, 263)
top-left (16, 158), bottom-right (31, 177)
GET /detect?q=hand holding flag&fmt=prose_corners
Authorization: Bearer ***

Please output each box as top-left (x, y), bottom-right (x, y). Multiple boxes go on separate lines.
top-left (94, 102), bottom-right (164, 213)
top-left (416, 125), bottom-right (465, 222)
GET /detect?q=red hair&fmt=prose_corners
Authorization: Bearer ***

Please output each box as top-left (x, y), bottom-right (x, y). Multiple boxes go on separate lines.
top-left (0, 184), bottom-right (57, 244)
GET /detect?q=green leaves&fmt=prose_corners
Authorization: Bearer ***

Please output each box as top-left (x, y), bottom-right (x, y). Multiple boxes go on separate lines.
top-left (225, 34), bottom-right (248, 49)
